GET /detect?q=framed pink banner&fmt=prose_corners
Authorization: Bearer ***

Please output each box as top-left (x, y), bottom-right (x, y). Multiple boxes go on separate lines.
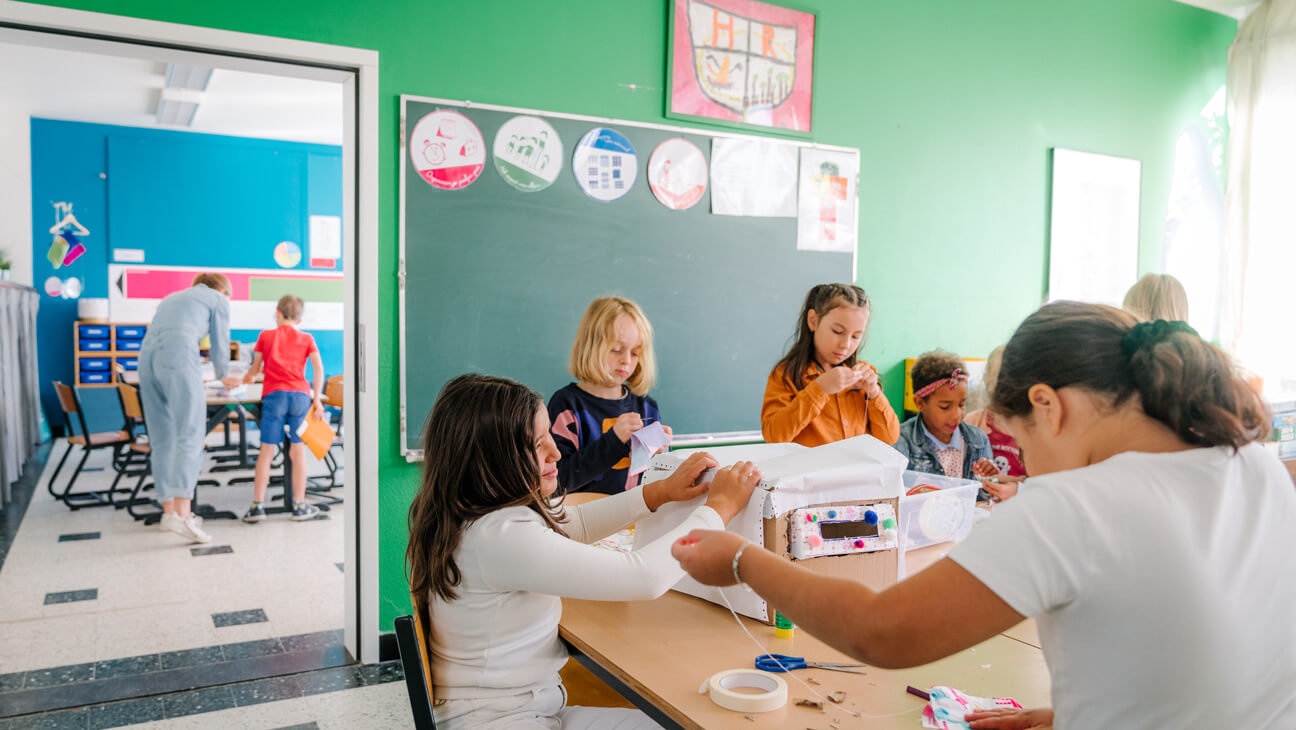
top-left (667, 0), bottom-right (816, 136)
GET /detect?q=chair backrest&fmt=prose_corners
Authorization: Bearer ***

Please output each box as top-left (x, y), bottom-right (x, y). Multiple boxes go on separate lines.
top-left (324, 374), bottom-right (344, 409)
top-left (53, 381), bottom-right (90, 438)
top-left (117, 383), bottom-right (145, 423)
top-left (395, 590), bottom-right (437, 729)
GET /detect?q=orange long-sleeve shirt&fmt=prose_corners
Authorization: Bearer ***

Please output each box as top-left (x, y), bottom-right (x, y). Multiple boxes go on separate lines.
top-left (760, 361), bottom-right (901, 447)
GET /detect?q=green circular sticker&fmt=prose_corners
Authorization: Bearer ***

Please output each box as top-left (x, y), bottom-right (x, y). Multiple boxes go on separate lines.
top-left (493, 115), bottom-right (563, 192)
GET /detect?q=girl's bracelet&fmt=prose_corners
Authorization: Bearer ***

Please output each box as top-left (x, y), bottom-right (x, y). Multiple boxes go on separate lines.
top-left (731, 540), bottom-right (755, 586)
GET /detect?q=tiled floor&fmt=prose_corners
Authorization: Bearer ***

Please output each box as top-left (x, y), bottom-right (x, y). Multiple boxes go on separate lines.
top-left (0, 661), bottom-right (412, 729)
top-left (0, 435), bottom-right (346, 676)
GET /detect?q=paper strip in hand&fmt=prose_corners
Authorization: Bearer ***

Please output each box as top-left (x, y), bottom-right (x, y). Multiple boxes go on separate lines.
top-left (629, 421), bottom-right (671, 476)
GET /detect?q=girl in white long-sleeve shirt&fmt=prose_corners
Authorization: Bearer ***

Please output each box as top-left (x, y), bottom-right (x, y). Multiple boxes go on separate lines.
top-left (406, 374), bottom-right (761, 729)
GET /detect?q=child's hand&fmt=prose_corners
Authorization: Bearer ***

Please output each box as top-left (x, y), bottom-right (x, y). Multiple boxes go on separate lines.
top-left (817, 366), bottom-right (863, 395)
top-left (671, 529), bottom-right (750, 586)
top-left (981, 478), bottom-right (1019, 502)
top-left (704, 461), bottom-right (763, 522)
top-left (655, 424), bottom-right (674, 455)
top-left (220, 375), bottom-right (241, 388)
top-left (312, 397), bottom-right (326, 419)
top-left (965, 707), bottom-right (1054, 729)
top-left (853, 364), bottom-right (882, 399)
top-left (611, 412), bottom-right (644, 442)
top-left (973, 458), bottom-right (999, 478)
top-left (644, 451), bottom-right (719, 509)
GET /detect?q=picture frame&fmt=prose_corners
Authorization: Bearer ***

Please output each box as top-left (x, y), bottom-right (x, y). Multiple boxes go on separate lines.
top-left (666, 0), bottom-right (816, 137)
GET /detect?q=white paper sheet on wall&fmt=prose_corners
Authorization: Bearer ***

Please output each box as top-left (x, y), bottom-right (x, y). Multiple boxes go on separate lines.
top-left (309, 215), bottom-right (342, 262)
top-left (796, 148), bottom-right (858, 253)
top-left (710, 138), bottom-right (798, 217)
top-left (1047, 149), bottom-right (1141, 305)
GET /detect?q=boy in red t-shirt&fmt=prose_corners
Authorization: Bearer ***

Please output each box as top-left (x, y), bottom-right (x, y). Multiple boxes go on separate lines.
top-left (240, 295), bottom-right (326, 522)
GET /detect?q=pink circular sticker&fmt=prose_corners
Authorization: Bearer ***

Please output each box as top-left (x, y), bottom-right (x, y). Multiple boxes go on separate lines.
top-left (409, 110), bottom-right (486, 190)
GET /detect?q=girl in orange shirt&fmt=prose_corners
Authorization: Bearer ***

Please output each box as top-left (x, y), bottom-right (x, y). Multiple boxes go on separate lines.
top-left (761, 283), bottom-right (900, 447)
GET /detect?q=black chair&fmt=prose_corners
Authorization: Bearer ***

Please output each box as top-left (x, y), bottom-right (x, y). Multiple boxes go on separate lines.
top-left (49, 381), bottom-right (133, 509)
top-left (113, 381), bottom-right (224, 524)
top-left (395, 591), bottom-right (436, 729)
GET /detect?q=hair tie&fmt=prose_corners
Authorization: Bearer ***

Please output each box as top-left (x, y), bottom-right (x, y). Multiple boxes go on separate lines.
top-left (913, 368), bottom-right (968, 399)
top-left (1120, 319), bottom-right (1198, 357)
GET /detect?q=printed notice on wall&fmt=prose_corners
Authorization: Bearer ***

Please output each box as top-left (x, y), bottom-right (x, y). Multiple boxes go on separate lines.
top-left (310, 215), bottom-right (342, 268)
top-left (710, 138), bottom-right (797, 217)
top-left (796, 148), bottom-right (857, 253)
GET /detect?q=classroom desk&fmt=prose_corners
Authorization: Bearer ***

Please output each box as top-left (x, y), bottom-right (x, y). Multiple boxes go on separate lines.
top-left (559, 590), bottom-right (1052, 730)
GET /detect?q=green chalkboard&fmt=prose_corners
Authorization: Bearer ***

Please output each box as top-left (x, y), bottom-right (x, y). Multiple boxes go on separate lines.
top-left (399, 96), bottom-right (854, 455)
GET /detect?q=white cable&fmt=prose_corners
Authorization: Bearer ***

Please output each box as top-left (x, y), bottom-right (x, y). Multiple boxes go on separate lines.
top-left (716, 586), bottom-right (924, 720)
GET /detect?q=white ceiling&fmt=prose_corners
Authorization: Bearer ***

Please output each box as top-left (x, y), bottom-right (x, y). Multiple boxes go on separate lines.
top-left (0, 41), bottom-right (344, 146)
top-left (1172, 0), bottom-right (1258, 19)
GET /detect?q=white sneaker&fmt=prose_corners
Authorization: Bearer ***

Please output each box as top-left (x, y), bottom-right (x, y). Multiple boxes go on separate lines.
top-left (160, 512), bottom-right (212, 543)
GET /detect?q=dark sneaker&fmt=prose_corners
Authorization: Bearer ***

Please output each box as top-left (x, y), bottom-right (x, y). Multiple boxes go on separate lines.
top-left (242, 505), bottom-right (266, 524)
top-left (292, 503), bottom-right (320, 521)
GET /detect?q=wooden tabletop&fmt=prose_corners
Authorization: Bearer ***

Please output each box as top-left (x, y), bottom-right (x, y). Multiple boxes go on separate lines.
top-left (560, 590), bottom-right (1052, 729)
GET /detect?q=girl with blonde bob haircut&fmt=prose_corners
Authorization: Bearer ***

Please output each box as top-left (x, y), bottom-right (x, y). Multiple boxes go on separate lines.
top-left (1122, 272), bottom-right (1188, 322)
top-left (548, 296), bottom-right (671, 495)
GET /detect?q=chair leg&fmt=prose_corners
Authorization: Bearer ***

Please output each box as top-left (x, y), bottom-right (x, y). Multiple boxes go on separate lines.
top-left (47, 441), bottom-right (75, 498)
top-left (62, 447), bottom-right (121, 510)
top-left (59, 448), bottom-right (93, 509)
top-left (127, 470), bottom-right (162, 522)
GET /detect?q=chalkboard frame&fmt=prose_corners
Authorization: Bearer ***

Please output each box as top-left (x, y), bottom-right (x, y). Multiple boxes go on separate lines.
top-left (399, 94), bottom-right (857, 460)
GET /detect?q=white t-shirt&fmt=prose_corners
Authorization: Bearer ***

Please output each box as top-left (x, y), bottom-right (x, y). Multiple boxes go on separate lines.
top-left (429, 488), bottom-right (723, 699)
top-left (949, 443), bottom-right (1296, 729)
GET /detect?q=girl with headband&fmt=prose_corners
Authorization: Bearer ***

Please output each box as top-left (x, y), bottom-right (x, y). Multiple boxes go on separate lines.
top-left (893, 350), bottom-right (999, 496)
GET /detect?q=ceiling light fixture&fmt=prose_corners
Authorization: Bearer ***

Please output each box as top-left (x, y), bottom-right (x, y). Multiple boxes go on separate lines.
top-left (164, 63), bottom-right (213, 91)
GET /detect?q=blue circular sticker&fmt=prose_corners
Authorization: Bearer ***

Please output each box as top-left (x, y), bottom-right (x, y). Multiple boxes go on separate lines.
top-left (572, 127), bottom-right (637, 202)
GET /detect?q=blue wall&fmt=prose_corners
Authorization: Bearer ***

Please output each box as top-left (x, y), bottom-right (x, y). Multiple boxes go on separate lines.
top-left (31, 119), bottom-right (343, 431)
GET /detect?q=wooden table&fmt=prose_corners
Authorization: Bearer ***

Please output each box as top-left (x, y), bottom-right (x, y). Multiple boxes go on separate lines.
top-left (560, 590), bottom-right (1052, 729)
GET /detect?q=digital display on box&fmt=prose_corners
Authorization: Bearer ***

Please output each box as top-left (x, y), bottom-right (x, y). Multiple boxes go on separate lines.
top-left (820, 520), bottom-right (879, 540)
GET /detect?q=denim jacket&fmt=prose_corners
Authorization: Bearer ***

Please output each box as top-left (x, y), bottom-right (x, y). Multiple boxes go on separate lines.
top-left (893, 416), bottom-right (992, 499)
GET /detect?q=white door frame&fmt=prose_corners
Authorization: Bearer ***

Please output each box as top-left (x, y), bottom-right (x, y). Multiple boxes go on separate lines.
top-left (0, 1), bottom-right (382, 664)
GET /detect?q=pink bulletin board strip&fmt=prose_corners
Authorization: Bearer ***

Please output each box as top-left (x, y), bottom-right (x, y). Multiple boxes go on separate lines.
top-left (123, 268), bottom-right (342, 302)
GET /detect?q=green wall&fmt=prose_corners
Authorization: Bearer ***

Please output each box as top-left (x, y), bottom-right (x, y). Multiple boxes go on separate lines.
top-left (33, 0), bottom-right (1235, 631)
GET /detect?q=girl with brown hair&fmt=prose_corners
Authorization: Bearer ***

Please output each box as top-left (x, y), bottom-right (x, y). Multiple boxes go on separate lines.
top-left (407, 374), bottom-right (761, 728)
top-left (673, 302), bottom-right (1295, 729)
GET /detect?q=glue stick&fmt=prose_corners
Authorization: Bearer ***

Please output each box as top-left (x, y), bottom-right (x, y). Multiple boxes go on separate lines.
top-left (774, 611), bottom-right (795, 639)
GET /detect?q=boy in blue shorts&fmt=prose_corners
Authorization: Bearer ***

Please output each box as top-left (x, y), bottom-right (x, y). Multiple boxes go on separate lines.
top-left (240, 295), bottom-right (325, 522)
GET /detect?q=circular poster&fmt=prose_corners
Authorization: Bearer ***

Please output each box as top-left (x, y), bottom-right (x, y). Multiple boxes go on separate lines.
top-left (493, 116), bottom-right (563, 192)
top-left (572, 127), bottom-right (637, 202)
top-left (44, 276), bottom-right (62, 297)
top-left (410, 110), bottom-right (486, 190)
top-left (62, 277), bottom-right (83, 299)
top-left (647, 138), bottom-right (707, 210)
top-left (274, 241), bottom-right (301, 268)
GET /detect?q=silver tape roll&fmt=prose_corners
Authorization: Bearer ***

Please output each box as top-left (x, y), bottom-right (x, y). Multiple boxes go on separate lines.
top-left (700, 668), bottom-right (788, 713)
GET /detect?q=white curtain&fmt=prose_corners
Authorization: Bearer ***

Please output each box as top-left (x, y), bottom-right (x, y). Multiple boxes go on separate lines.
top-left (1224, 0), bottom-right (1296, 397)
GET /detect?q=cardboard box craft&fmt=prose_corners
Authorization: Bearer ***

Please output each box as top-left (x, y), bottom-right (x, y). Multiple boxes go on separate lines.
top-left (636, 435), bottom-right (907, 624)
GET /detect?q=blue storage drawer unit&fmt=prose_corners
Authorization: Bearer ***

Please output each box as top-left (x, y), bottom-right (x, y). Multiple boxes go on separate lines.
top-left (117, 357), bottom-right (139, 371)
top-left (79, 358), bottom-right (112, 371)
top-left (78, 324), bottom-right (111, 339)
top-left (115, 325), bottom-right (147, 339)
top-left (116, 338), bottom-right (144, 351)
top-left (80, 339), bottom-right (111, 352)
top-left (79, 371), bottom-right (111, 385)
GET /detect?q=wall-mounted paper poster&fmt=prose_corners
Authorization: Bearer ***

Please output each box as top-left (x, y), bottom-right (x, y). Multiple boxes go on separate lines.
top-left (668, 0), bottom-right (815, 136)
top-left (1048, 148), bottom-right (1141, 306)
top-left (796, 148), bottom-right (857, 253)
top-left (648, 137), bottom-right (708, 210)
top-left (710, 137), bottom-right (798, 217)
top-left (409, 109), bottom-right (486, 190)
top-left (493, 115), bottom-right (564, 192)
top-left (274, 241), bottom-right (302, 268)
top-left (44, 276), bottom-right (62, 297)
top-left (309, 214), bottom-right (341, 268)
top-left (573, 127), bottom-right (638, 202)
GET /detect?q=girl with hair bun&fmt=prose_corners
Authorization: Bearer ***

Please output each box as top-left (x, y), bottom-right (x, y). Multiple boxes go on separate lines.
top-left (672, 301), bottom-right (1296, 730)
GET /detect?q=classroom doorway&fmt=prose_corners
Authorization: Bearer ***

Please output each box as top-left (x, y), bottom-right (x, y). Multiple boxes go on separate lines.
top-left (0, 4), bottom-right (378, 718)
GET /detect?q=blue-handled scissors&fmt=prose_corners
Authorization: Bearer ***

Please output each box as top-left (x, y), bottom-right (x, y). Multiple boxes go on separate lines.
top-left (754, 653), bottom-right (868, 675)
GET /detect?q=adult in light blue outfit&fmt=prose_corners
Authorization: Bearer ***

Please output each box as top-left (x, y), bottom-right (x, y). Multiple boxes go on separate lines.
top-left (137, 273), bottom-right (241, 544)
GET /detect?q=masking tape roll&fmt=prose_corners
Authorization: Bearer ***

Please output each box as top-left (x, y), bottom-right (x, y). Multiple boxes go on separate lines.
top-left (700, 669), bottom-right (788, 713)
